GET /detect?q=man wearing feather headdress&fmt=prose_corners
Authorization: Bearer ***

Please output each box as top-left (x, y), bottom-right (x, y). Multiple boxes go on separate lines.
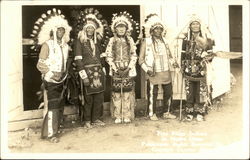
top-left (139, 14), bottom-right (179, 121)
top-left (104, 11), bottom-right (139, 124)
top-left (34, 8), bottom-right (72, 143)
top-left (74, 8), bottom-right (109, 128)
top-left (179, 15), bottom-right (215, 122)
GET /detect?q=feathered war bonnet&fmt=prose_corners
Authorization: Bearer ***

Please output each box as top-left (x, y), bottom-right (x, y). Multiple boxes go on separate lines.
top-left (178, 14), bottom-right (213, 41)
top-left (76, 8), bottom-right (110, 47)
top-left (142, 13), bottom-right (167, 38)
top-left (30, 8), bottom-right (72, 51)
top-left (110, 11), bottom-right (140, 39)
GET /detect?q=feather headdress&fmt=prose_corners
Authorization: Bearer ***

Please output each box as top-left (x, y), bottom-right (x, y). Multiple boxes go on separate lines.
top-left (178, 14), bottom-right (213, 41)
top-left (111, 11), bottom-right (140, 38)
top-left (142, 13), bottom-right (167, 38)
top-left (30, 8), bottom-right (72, 51)
top-left (76, 8), bottom-right (111, 47)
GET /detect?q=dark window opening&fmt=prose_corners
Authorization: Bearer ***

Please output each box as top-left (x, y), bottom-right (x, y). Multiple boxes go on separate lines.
top-left (229, 5), bottom-right (242, 52)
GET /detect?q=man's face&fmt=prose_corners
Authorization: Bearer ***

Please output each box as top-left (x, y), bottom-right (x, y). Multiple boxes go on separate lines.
top-left (115, 24), bottom-right (127, 36)
top-left (152, 26), bottom-right (163, 38)
top-left (56, 27), bottom-right (65, 39)
top-left (190, 21), bottom-right (201, 33)
top-left (86, 26), bottom-right (95, 37)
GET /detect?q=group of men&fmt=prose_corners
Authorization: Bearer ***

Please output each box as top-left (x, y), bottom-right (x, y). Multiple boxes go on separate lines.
top-left (33, 8), bottom-right (214, 143)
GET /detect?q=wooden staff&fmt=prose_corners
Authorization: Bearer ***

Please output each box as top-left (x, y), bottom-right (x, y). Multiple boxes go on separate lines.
top-left (79, 78), bottom-right (85, 122)
top-left (179, 74), bottom-right (184, 121)
top-left (120, 78), bottom-right (124, 123)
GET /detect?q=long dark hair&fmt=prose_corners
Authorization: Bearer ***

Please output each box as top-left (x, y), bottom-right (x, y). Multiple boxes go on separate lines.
top-left (151, 35), bottom-right (165, 54)
top-left (189, 21), bottom-right (202, 40)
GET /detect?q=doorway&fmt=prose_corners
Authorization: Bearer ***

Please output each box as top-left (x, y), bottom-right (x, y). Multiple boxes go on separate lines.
top-left (22, 5), bottom-right (141, 111)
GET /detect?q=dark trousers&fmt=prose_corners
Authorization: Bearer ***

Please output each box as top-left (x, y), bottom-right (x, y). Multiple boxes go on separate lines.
top-left (83, 91), bottom-right (104, 122)
top-left (41, 109), bottom-right (63, 139)
top-left (187, 81), bottom-right (200, 104)
top-left (41, 81), bottom-right (65, 139)
top-left (162, 83), bottom-right (173, 112)
top-left (147, 80), bottom-right (172, 115)
top-left (45, 81), bottom-right (65, 109)
top-left (185, 80), bottom-right (206, 114)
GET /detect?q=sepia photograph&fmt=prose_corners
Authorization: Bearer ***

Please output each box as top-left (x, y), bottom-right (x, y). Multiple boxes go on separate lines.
top-left (1, 0), bottom-right (249, 159)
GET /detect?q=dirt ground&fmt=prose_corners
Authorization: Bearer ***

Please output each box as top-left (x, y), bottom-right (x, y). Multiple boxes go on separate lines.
top-left (7, 62), bottom-right (245, 157)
